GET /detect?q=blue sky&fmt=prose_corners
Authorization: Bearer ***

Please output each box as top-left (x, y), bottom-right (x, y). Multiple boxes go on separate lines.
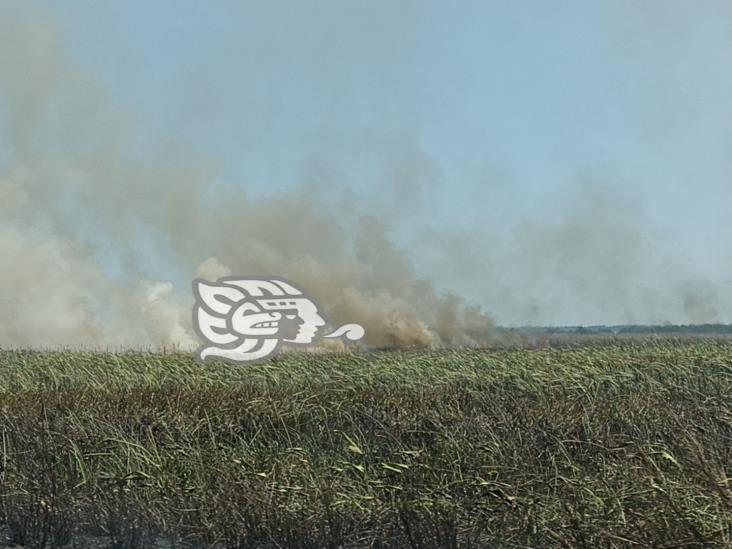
top-left (4, 0), bottom-right (732, 327)
top-left (39, 0), bottom-right (730, 232)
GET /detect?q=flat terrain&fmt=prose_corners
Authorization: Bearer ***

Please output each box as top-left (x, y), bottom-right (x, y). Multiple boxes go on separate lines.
top-left (0, 343), bottom-right (730, 548)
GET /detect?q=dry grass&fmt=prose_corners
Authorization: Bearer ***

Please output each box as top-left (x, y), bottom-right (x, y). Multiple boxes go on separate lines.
top-left (0, 342), bottom-right (730, 547)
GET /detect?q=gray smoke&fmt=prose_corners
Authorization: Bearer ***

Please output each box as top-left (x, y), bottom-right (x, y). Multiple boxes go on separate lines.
top-left (1, 3), bottom-right (730, 351)
top-left (411, 179), bottom-right (732, 327)
top-left (0, 5), bottom-right (497, 350)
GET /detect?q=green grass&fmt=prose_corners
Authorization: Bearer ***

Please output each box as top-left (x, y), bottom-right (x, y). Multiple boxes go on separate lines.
top-left (0, 342), bottom-right (730, 547)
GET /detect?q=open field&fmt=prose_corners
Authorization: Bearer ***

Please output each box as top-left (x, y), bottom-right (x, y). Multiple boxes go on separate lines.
top-left (0, 343), bottom-right (730, 548)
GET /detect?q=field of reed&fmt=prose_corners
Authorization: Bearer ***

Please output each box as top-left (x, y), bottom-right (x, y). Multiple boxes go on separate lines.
top-left (0, 343), bottom-right (730, 548)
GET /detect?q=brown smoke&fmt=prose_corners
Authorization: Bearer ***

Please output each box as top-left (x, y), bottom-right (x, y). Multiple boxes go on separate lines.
top-left (0, 6), bottom-right (496, 350)
top-left (3, 3), bottom-right (729, 351)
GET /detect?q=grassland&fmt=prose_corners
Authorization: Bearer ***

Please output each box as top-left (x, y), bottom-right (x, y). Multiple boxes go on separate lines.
top-left (0, 342), bottom-right (730, 548)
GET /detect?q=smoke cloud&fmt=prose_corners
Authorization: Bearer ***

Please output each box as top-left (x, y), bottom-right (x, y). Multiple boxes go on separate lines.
top-left (0, 5), bottom-right (499, 350)
top-left (1, 3), bottom-right (730, 351)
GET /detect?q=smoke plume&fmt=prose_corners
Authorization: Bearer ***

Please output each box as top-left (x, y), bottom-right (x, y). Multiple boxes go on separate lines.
top-left (0, 5), bottom-right (497, 350)
top-left (2, 3), bottom-right (730, 351)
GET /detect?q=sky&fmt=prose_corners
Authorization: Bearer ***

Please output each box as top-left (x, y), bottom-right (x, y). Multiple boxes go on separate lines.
top-left (0, 1), bottom-right (731, 346)
top-left (40, 0), bottom-right (730, 214)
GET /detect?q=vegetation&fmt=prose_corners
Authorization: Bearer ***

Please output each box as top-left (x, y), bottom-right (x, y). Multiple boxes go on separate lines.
top-left (0, 342), bottom-right (730, 548)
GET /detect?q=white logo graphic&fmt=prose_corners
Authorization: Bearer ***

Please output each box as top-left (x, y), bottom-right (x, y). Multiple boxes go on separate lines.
top-left (192, 277), bottom-right (365, 362)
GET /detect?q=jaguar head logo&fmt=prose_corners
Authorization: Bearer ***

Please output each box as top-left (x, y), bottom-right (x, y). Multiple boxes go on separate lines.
top-left (192, 277), bottom-right (364, 362)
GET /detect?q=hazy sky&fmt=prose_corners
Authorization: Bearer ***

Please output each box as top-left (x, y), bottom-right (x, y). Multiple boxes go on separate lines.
top-left (2, 1), bottom-right (731, 335)
top-left (39, 1), bottom-right (731, 215)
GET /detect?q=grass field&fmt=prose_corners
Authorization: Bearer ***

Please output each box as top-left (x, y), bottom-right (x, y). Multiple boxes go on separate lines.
top-left (0, 342), bottom-right (730, 548)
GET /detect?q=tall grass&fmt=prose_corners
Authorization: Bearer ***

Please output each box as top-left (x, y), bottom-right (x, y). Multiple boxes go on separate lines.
top-left (0, 342), bottom-right (730, 547)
